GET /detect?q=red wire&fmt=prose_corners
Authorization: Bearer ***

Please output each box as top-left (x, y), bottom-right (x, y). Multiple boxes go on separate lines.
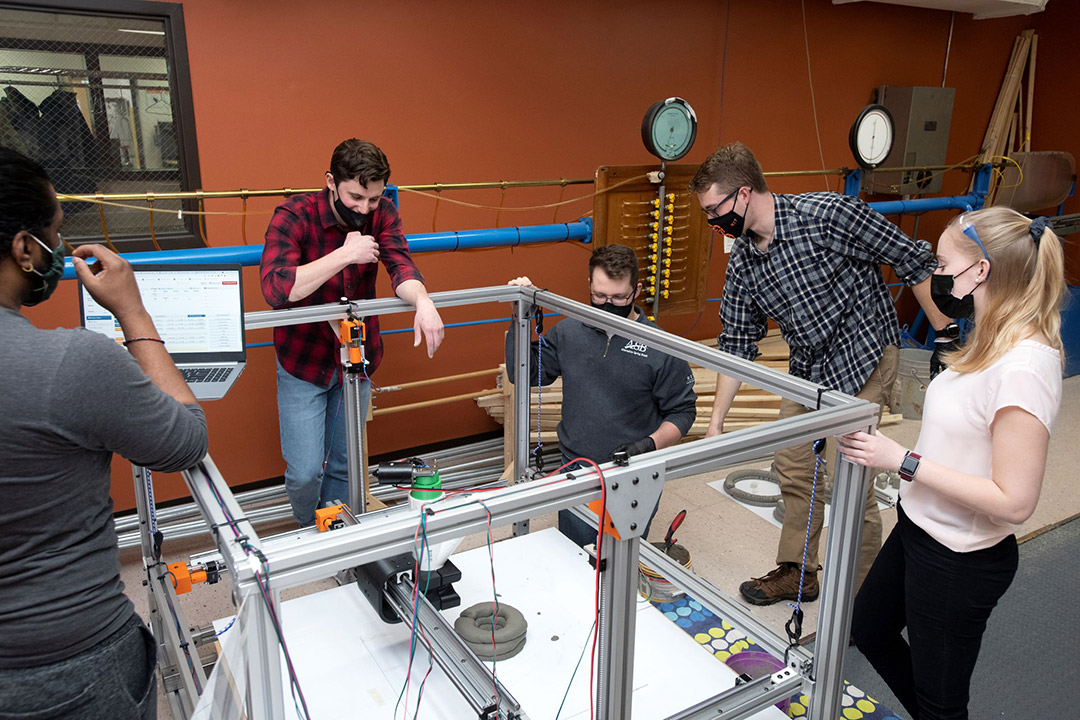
top-left (407, 457), bottom-right (607, 717)
top-left (553, 457), bottom-right (607, 720)
top-left (480, 502), bottom-right (501, 712)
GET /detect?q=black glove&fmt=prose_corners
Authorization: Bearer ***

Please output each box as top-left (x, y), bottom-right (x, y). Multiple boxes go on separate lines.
top-left (930, 322), bottom-right (961, 379)
top-left (613, 436), bottom-right (656, 459)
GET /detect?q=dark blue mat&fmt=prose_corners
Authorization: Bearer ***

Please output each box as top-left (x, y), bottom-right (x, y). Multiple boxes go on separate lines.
top-left (652, 595), bottom-right (902, 719)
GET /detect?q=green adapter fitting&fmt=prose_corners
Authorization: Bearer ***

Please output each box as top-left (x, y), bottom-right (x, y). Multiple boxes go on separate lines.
top-left (410, 469), bottom-right (443, 502)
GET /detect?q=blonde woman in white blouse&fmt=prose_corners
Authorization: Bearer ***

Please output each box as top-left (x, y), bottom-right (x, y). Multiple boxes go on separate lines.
top-left (838, 206), bottom-right (1065, 720)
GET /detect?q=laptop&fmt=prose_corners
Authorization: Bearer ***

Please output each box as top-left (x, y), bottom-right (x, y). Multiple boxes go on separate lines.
top-left (79, 263), bottom-right (246, 401)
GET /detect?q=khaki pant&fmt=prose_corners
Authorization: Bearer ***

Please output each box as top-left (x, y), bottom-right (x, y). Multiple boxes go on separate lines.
top-left (772, 345), bottom-right (899, 590)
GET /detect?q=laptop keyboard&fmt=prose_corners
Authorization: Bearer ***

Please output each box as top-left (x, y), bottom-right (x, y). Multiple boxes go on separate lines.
top-left (181, 367), bottom-right (233, 384)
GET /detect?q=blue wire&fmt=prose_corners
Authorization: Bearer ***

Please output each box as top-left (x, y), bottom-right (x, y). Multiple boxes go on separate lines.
top-left (215, 616), bottom-right (236, 637)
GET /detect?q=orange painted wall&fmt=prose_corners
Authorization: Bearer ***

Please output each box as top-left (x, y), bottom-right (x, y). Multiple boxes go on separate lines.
top-left (23, 0), bottom-right (1077, 510)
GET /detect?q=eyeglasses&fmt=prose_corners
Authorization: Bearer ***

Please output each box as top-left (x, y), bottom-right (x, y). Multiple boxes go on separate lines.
top-left (589, 289), bottom-right (635, 305)
top-left (702, 187), bottom-right (740, 221)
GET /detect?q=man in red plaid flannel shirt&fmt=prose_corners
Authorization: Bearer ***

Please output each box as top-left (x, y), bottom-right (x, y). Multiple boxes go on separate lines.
top-left (260, 139), bottom-right (444, 526)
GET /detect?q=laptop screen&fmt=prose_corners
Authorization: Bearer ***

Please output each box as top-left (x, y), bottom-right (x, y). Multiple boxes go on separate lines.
top-left (79, 263), bottom-right (246, 364)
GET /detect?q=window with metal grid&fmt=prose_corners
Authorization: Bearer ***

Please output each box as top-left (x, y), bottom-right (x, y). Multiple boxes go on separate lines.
top-left (0, 1), bottom-right (202, 248)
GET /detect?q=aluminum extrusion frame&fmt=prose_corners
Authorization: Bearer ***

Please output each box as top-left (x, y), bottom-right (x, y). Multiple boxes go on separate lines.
top-left (157, 285), bottom-right (876, 720)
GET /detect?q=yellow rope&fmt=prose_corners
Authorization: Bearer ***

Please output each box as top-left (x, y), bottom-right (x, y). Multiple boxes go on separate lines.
top-left (96, 200), bottom-right (118, 252)
top-left (147, 196), bottom-right (161, 251)
top-left (196, 197), bottom-right (209, 247)
top-left (240, 191), bottom-right (249, 245)
top-left (397, 173), bottom-right (648, 212)
top-left (552, 181), bottom-right (566, 224)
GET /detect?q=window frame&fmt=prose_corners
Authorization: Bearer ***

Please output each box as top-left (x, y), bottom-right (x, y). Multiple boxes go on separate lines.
top-left (0, 0), bottom-right (203, 246)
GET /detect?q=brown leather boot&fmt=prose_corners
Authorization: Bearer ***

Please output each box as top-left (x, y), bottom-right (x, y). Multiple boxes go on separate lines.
top-left (738, 563), bottom-right (819, 606)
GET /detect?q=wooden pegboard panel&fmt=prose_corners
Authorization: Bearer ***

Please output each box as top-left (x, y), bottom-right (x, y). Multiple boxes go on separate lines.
top-left (593, 164), bottom-right (710, 317)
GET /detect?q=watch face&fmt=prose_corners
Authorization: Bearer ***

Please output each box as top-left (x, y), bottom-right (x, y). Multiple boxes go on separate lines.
top-left (854, 107), bottom-right (893, 168)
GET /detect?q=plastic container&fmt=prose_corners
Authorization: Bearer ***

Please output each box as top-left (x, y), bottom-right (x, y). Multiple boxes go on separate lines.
top-left (723, 650), bottom-right (791, 713)
top-left (638, 542), bottom-right (692, 602)
top-left (894, 348), bottom-right (932, 420)
top-left (408, 470), bottom-right (461, 573)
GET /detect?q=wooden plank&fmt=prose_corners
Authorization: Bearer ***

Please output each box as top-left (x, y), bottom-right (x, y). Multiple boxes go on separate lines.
top-left (981, 32), bottom-right (1028, 161)
top-left (1025, 33), bottom-right (1037, 151)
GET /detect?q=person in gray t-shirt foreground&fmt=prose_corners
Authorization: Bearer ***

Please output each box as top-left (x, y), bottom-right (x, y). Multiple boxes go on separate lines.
top-left (0, 148), bottom-right (208, 719)
top-left (505, 244), bottom-right (696, 546)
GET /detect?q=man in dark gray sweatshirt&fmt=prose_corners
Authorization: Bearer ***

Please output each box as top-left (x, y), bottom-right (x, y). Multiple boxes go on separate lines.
top-left (506, 244), bottom-right (696, 545)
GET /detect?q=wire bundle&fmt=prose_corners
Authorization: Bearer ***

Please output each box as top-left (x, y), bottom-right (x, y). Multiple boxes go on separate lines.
top-left (197, 466), bottom-right (311, 719)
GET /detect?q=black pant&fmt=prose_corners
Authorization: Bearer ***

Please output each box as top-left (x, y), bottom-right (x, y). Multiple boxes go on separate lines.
top-left (0, 613), bottom-right (157, 719)
top-left (851, 504), bottom-right (1017, 720)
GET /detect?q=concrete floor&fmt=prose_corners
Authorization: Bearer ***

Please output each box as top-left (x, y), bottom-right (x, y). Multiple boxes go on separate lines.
top-left (124, 375), bottom-right (1080, 719)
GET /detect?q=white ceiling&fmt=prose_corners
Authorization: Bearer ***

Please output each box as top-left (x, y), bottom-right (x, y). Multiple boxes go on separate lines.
top-left (832, 0), bottom-right (1049, 20)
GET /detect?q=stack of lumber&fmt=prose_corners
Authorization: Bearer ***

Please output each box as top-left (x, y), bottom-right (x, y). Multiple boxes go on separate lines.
top-left (475, 329), bottom-right (901, 452)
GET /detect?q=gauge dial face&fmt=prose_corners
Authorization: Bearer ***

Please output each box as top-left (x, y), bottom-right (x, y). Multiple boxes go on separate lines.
top-left (850, 105), bottom-right (894, 169)
top-left (642, 98), bottom-right (697, 161)
top-left (652, 105), bottom-right (693, 160)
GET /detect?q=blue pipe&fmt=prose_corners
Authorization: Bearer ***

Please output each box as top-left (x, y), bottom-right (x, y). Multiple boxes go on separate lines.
top-left (61, 218), bottom-right (593, 280)
top-left (868, 195), bottom-right (978, 215)
top-left (59, 181), bottom-right (988, 281)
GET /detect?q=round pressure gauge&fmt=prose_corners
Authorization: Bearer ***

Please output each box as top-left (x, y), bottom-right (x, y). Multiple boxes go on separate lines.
top-left (641, 97), bottom-right (698, 162)
top-left (849, 104), bottom-right (894, 170)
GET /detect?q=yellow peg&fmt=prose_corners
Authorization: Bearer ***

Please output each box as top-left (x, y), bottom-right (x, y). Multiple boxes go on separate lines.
top-left (666, 193), bottom-right (675, 201)
top-left (650, 222), bottom-right (659, 231)
top-left (666, 203), bottom-right (674, 213)
top-left (651, 199), bottom-right (660, 208)
top-left (650, 210), bottom-right (659, 219)
top-left (665, 226), bottom-right (673, 236)
top-left (662, 290), bottom-right (669, 299)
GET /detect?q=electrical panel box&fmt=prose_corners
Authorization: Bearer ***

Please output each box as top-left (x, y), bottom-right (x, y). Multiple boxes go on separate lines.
top-left (862, 86), bottom-right (956, 195)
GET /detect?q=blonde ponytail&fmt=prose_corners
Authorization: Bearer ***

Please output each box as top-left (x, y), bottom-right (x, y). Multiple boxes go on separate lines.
top-left (943, 207), bottom-right (1066, 373)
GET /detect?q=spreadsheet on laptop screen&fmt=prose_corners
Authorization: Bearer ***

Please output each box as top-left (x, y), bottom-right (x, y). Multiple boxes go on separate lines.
top-left (81, 268), bottom-right (244, 355)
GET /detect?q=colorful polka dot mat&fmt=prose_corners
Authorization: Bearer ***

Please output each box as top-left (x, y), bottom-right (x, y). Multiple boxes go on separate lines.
top-left (651, 595), bottom-right (902, 719)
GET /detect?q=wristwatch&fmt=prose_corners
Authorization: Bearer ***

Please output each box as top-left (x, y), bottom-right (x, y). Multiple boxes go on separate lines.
top-left (898, 451), bottom-right (922, 482)
top-left (936, 322), bottom-right (961, 342)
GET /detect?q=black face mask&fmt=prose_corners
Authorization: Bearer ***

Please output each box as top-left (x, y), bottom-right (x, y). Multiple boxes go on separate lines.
top-left (930, 262), bottom-right (981, 320)
top-left (590, 300), bottom-right (635, 318)
top-left (707, 188), bottom-right (747, 238)
top-left (331, 186), bottom-right (370, 232)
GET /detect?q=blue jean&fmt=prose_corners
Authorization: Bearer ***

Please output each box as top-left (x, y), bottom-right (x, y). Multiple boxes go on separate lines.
top-left (0, 613), bottom-right (156, 719)
top-left (276, 360), bottom-right (370, 526)
top-left (852, 504), bottom-right (1018, 720)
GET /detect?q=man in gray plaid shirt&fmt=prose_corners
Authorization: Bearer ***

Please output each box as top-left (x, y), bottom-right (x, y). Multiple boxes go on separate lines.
top-left (691, 142), bottom-right (951, 606)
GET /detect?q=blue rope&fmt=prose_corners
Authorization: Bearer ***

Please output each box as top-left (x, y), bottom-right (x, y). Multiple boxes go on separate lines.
top-left (534, 332), bottom-right (548, 471)
top-left (795, 448), bottom-right (825, 609)
top-left (785, 439), bottom-right (826, 654)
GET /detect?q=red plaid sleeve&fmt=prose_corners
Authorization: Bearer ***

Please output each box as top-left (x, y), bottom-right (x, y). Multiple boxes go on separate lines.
top-left (373, 198), bottom-right (425, 290)
top-left (260, 204), bottom-right (305, 308)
